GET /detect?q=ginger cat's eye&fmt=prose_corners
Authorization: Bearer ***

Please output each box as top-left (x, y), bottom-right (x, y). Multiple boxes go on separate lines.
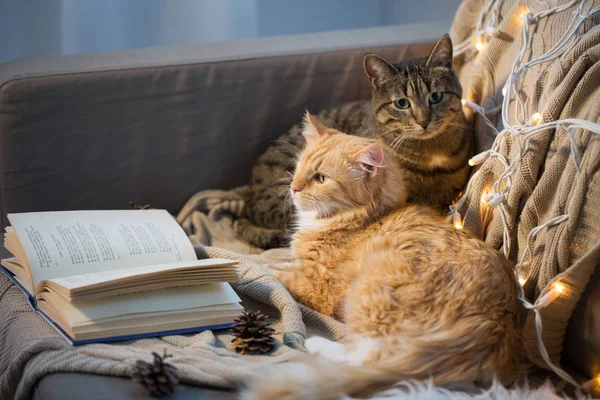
top-left (314, 173), bottom-right (327, 184)
top-left (393, 98), bottom-right (410, 109)
top-left (429, 92), bottom-right (443, 104)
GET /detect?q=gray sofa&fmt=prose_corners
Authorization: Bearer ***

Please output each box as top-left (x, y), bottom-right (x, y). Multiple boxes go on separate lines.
top-left (0, 22), bottom-right (597, 399)
top-left (0, 23), bottom-right (442, 399)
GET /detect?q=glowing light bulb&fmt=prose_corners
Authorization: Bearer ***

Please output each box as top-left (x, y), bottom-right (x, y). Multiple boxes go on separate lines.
top-left (582, 376), bottom-right (600, 391)
top-left (484, 27), bottom-right (500, 36)
top-left (469, 151), bottom-right (490, 166)
top-left (531, 112), bottom-right (541, 124)
top-left (520, 8), bottom-right (533, 24)
top-left (474, 37), bottom-right (486, 52)
top-left (538, 281), bottom-right (566, 307)
top-left (461, 99), bottom-right (467, 106)
top-left (554, 282), bottom-right (565, 294)
top-left (453, 212), bottom-right (463, 229)
top-left (519, 277), bottom-right (527, 286)
top-left (481, 192), bottom-right (494, 204)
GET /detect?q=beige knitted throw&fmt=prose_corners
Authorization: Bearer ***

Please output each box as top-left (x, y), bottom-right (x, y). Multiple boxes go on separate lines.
top-left (451, 0), bottom-right (600, 370)
top-left (0, 246), bottom-right (347, 400)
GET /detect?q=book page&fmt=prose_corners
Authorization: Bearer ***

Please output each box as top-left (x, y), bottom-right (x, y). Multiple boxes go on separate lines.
top-left (0, 258), bottom-right (35, 294)
top-left (47, 258), bottom-right (237, 291)
top-left (57, 283), bottom-right (242, 324)
top-left (8, 210), bottom-right (197, 288)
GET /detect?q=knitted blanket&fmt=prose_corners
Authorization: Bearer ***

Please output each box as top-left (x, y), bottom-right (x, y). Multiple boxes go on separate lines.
top-left (451, 0), bottom-right (600, 373)
top-left (0, 246), bottom-right (347, 400)
top-left (176, 186), bottom-right (265, 255)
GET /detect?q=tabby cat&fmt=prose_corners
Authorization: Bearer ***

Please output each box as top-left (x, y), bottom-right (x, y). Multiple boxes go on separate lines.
top-left (237, 34), bottom-right (472, 249)
top-left (243, 114), bottom-right (525, 399)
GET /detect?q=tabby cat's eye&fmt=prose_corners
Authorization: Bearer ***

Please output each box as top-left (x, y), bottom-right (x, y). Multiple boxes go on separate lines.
top-left (314, 173), bottom-right (327, 184)
top-left (393, 98), bottom-right (410, 109)
top-left (429, 92), bottom-right (443, 104)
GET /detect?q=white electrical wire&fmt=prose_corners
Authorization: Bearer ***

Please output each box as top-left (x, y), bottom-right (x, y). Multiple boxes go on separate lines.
top-left (449, 0), bottom-right (600, 390)
top-left (454, 0), bottom-right (503, 56)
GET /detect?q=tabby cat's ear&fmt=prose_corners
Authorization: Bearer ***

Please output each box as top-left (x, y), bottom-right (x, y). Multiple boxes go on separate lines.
top-left (353, 144), bottom-right (384, 178)
top-left (426, 34), bottom-right (453, 67)
top-left (364, 54), bottom-right (398, 89)
top-left (302, 111), bottom-right (327, 143)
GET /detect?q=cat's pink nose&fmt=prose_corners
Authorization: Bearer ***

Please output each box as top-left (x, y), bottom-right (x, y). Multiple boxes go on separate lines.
top-left (417, 120), bottom-right (429, 129)
top-left (291, 184), bottom-right (301, 194)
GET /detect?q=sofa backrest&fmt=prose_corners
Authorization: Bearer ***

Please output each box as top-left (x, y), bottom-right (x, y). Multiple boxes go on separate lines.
top-left (0, 23), bottom-right (443, 258)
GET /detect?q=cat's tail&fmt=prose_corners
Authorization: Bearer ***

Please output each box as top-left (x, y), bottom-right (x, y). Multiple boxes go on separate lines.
top-left (239, 318), bottom-right (527, 400)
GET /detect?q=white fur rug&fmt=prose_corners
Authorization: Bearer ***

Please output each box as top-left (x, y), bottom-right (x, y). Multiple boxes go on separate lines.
top-left (350, 380), bottom-right (590, 400)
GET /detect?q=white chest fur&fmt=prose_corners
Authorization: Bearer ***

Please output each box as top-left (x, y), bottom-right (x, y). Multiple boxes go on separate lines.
top-left (295, 210), bottom-right (328, 232)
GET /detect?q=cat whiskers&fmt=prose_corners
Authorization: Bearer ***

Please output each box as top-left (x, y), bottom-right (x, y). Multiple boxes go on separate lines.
top-left (379, 126), bottom-right (403, 139)
top-left (314, 201), bottom-right (332, 219)
top-left (273, 177), bottom-right (295, 216)
top-left (269, 140), bottom-right (302, 161)
top-left (315, 195), bottom-right (339, 218)
top-left (268, 175), bottom-right (293, 191)
top-left (390, 134), bottom-right (410, 151)
top-left (378, 127), bottom-right (408, 151)
top-left (275, 185), bottom-right (295, 217)
top-left (281, 192), bottom-right (296, 233)
top-left (302, 195), bottom-right (331, 219)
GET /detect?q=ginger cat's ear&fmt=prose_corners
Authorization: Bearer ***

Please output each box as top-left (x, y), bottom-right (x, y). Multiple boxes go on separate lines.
top-left (364, 54), bottom-right (397, 89)
top-left (353, 144), bottom-right (384, 178)
top-left (426, 34), bottom-right (453, 67)
top-left (302, 111), bottom-right (327, 143)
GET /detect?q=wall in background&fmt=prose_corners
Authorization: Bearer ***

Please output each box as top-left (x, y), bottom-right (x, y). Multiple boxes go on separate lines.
top-left (0, 0), bottom-right (462, 63)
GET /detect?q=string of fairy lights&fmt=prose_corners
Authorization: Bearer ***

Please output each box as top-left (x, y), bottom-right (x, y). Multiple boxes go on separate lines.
top-left (447, 0), bottom-right (600, 392)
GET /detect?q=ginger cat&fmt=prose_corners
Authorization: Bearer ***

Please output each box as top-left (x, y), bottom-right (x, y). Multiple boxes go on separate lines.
top-left (245, 113), bottom-right (526, 399)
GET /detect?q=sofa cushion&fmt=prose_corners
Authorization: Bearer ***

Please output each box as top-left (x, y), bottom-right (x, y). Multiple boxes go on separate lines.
top-left (564, 269), bottom-right (600, 383)
top-left (34, 373), bottom-right (236, 400)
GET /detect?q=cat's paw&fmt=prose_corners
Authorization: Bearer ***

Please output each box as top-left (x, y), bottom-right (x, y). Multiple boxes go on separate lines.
top-left (239, 363), bottom-right (317, 400)
top-left (304, 336), bottom-right (349, 363)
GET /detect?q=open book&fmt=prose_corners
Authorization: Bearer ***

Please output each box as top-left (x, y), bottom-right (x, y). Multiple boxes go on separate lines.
top-left (0, 209), bottom-right (243, 345)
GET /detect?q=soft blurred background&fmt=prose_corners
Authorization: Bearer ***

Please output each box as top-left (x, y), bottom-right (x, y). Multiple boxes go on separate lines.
top-left (0, 0), bottom-right (461, 63)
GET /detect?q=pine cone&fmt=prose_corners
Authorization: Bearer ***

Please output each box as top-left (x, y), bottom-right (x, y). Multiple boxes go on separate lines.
top-left (132, 350), bottom-right (179, 397)
top-left (230, 310), bottom-right (275, 355)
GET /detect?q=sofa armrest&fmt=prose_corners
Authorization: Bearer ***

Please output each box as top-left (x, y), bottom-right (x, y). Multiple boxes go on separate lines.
top-left (0, 23), bottom-right (447, 257)
top-left (564, 268), bottom-right (600, 394)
